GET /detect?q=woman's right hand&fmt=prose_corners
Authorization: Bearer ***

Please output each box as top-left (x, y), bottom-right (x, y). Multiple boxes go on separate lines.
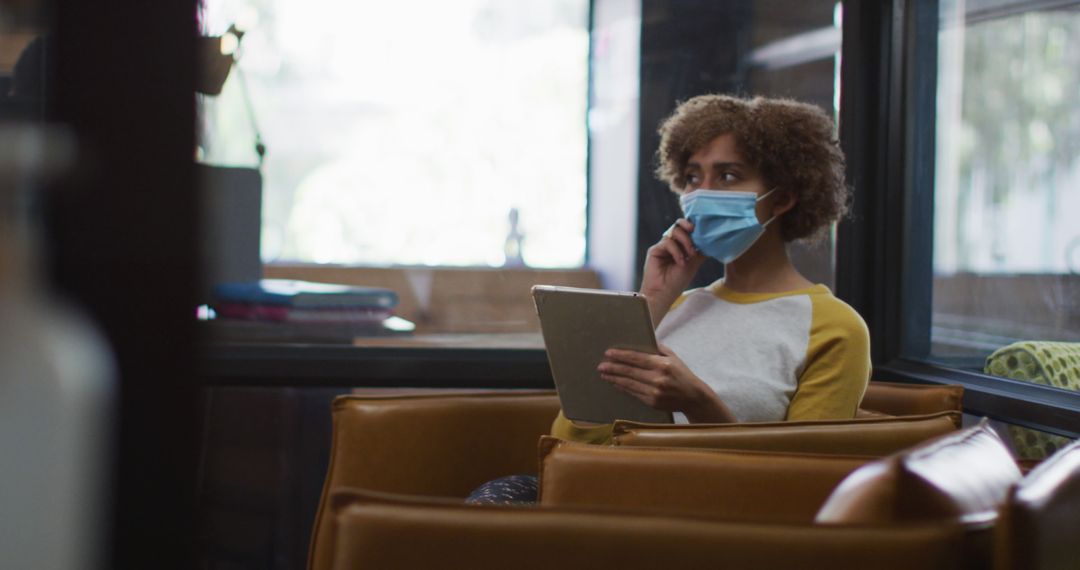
top-left (640, 218), bottom-right (706, 323)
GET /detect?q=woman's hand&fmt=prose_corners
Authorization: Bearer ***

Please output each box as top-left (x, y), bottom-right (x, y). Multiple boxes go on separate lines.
top-left (640, 218), bottom-right (706, 324)
top-left (597, 343), bottom-right (736, 423)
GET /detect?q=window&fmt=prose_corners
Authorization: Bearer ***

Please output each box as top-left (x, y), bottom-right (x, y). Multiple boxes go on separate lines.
top-left (930, 0), bottom-right (1080, 370)
top-left (837, 0), bottom-right (1080, 440)
top-left (199, 0), bottom-right (590, 268)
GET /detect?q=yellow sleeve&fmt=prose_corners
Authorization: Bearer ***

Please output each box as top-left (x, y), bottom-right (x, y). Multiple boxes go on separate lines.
top-left (785, 294), bottom-right (871, 420)
top-left (550, 410), bottom-right (614, 445)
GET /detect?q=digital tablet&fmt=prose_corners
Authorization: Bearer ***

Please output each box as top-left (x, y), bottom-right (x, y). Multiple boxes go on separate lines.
top-left (532, 285), bottom-right (674, 424)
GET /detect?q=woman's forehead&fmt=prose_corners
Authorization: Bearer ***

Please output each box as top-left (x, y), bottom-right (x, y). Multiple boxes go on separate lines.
top-left (687, 133), bottom-right (744, 165)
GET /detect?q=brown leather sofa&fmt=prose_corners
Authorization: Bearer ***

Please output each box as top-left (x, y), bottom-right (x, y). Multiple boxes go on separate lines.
top-left (309, 381), bottom-right (966, 570)
top-left (612, 411), bottom-right (962, 455)
top-left (321, 425), bottom-right (1080, 569)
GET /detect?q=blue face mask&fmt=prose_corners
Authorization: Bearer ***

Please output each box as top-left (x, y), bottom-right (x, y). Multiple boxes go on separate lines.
top-left (678, 188), bottom-right (777, 264)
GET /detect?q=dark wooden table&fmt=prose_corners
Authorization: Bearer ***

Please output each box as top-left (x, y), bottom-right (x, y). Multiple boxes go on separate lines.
top-left (200, 333), bottom-right (555, 388)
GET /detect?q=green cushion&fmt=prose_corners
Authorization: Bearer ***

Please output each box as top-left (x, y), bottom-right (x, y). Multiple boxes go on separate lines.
top-left (985, 341), bottom-right (1080, 390)
top-left (984, 341), bottom-right (1080, 459)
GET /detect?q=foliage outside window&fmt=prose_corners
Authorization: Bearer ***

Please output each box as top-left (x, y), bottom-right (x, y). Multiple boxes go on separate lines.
top-left (931, 1), bottom-right (1080, 369)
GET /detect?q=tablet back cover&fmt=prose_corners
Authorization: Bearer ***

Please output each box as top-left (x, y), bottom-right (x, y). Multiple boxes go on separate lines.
top-left (533, 286), bottom-right (673, 424)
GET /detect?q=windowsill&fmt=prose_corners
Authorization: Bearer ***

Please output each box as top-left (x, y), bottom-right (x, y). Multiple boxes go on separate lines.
top-left (876, 358), bottom-right (1080, 439)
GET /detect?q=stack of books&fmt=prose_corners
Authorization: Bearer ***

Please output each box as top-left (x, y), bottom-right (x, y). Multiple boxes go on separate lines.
top-left (207, 279), bottom-right (413, 342)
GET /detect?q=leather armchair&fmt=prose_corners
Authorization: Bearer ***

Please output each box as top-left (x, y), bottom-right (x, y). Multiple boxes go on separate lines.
top-left (308, 390), bottom-right (560, 570)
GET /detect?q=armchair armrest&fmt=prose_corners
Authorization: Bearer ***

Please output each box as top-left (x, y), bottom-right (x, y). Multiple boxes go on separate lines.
top-left (861, 381), bottom-right (964, 416)
top-left (611, 411), bottom-right (961, 455)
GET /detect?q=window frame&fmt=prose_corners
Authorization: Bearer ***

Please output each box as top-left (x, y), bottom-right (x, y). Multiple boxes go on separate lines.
top-left (836, 0), bottom-right (1080, 439)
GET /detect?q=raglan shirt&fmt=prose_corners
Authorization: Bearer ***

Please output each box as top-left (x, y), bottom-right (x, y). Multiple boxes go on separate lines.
top-left (549, 283), bottom-right (871, 444)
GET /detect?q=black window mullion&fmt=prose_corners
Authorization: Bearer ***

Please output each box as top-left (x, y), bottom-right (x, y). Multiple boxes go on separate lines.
top-left (899, 0), bottom-right (938, 360)
top-left (837, 0), bottom-right (914, 367)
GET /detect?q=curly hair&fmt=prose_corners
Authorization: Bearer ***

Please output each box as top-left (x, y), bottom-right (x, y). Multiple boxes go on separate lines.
top-left (655, 94), bottom-right (849, 242)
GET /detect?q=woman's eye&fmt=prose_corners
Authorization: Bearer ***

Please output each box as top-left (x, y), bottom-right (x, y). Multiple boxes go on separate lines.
top-left (685, 173), bottom-right (700, 186)
top-left (721, 171), bottom-right (739, 183)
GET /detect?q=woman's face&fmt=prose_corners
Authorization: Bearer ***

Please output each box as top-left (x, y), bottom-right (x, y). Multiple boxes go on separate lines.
top-left (682, 133), bottom-right (767, 195)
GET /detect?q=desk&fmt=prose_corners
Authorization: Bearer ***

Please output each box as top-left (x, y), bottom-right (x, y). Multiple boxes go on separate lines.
top-left (200, 333), bottom-right (554, 388)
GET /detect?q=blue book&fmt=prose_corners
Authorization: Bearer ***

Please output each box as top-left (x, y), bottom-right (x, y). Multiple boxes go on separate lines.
top-left (213, 279), bottom-right (399, 309)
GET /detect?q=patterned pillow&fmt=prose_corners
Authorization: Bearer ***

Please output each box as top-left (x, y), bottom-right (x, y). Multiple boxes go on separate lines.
top-left (984, 341), bottom-right (1080, 459)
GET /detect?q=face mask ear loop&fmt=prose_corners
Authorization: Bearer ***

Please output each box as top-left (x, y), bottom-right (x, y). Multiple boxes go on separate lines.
top-left (755, 187), bottom-right (779, 202)
top-left (757, 187), bottom-right (780, 228)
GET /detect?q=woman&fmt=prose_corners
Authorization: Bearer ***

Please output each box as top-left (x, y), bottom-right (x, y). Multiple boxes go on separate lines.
top-left (549, 94), bottom-right (870, 444)
top-left (467, 94), bottom-right (869, 504)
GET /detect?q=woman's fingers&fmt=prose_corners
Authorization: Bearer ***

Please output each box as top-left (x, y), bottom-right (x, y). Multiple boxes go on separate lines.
top-left (600, 345), bottom-right (707, 414)
top-left (598, 352), bottom-right (670, 401)
top-left (601, 372), bottom-right (659, 407)
top-left (605, 348), bottom-right (665, 369)
top-left (652, 238), bottom-right (687, 266)
top-left (598, 353), bottom-right (663, 389)
top-left (667, 220), bottom-right (697, 259)
top-left (657, 219), bottom-right (697, 263)
top-left (597, 360), bottom-right (653, 382)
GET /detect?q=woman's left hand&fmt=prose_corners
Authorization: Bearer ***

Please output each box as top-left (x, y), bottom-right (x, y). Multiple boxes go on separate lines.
top-left (597, 344), bottom-right (736, 423)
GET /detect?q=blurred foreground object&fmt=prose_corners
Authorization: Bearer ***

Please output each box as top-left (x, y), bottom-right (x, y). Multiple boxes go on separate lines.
top-left (0, 125), bottom-right (114, 570)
